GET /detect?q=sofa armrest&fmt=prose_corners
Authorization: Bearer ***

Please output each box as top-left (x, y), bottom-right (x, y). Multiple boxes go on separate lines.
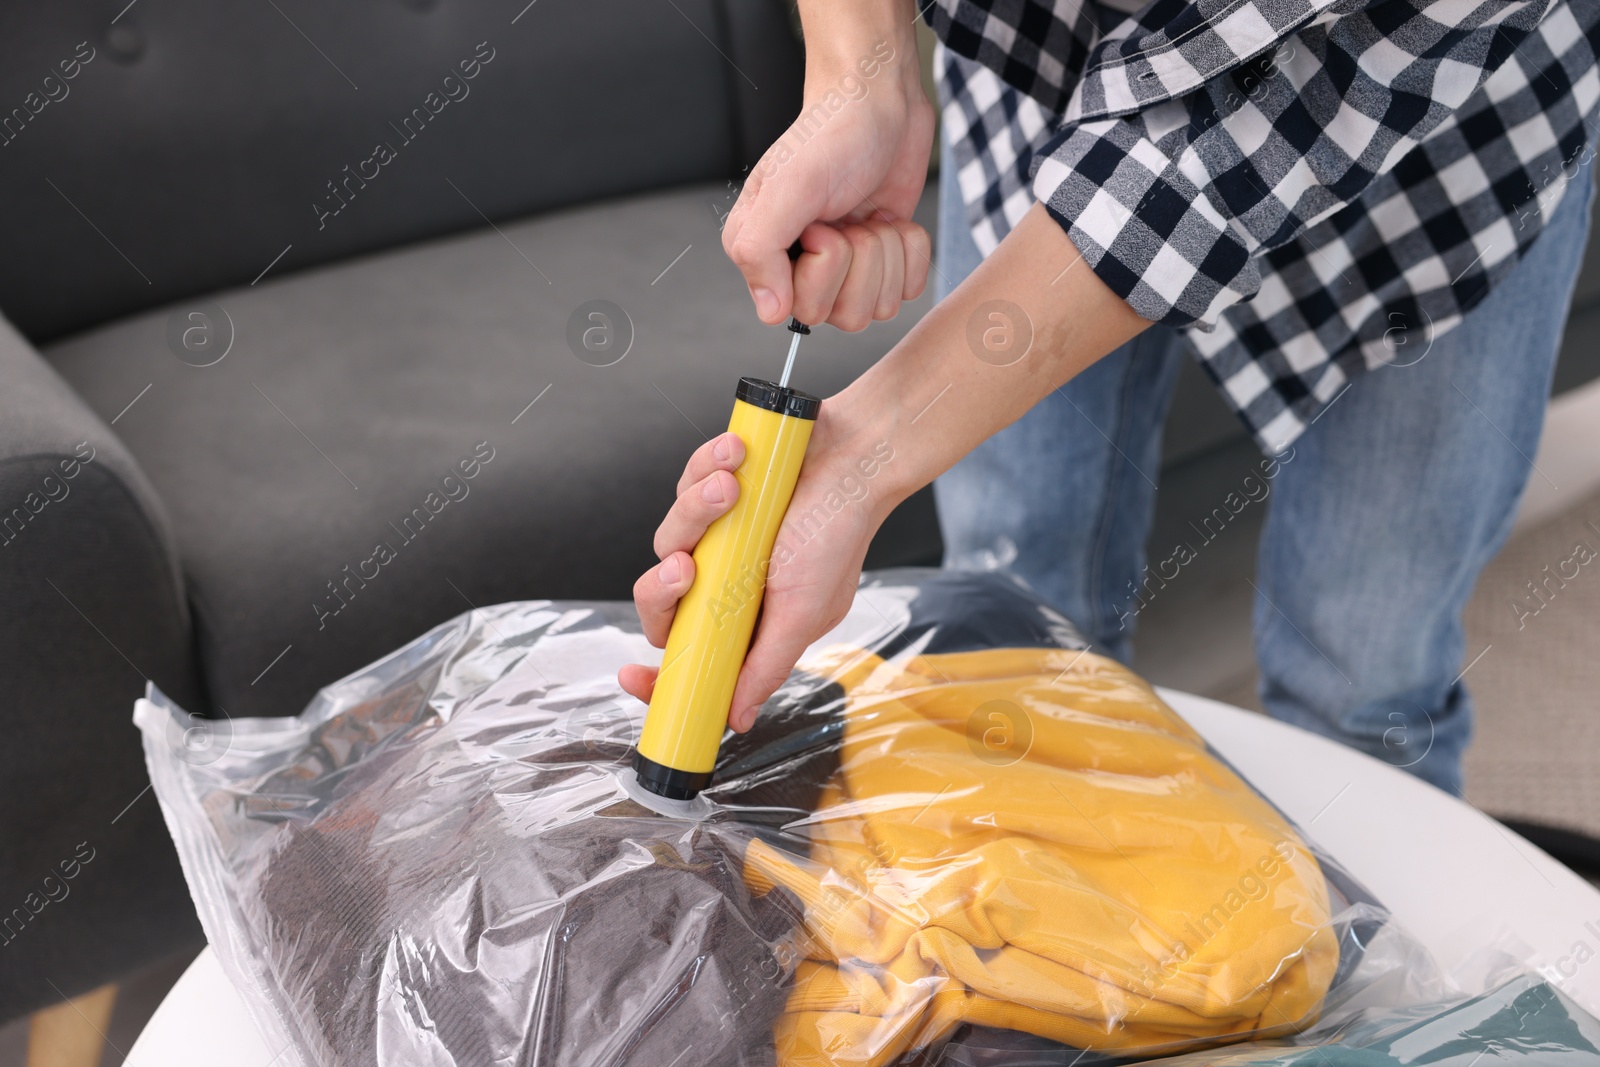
top-left (0, 315), bottom-right (206, 1020)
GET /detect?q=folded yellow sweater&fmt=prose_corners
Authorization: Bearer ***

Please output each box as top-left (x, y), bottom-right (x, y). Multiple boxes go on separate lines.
top-left (742, 646), bottom-right (1338, 1067)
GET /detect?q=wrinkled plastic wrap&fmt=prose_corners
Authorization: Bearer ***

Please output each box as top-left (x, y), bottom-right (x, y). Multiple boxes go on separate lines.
top-left (1120, 972), bottom-right (1600, 1065)
top-left (140, 570), bottom-right (1430, 1067)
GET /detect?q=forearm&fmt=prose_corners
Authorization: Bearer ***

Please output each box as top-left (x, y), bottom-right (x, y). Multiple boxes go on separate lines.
top-left (828, 203), bottom-right (1150, 516)
top-left (794, 0), bottom-right (922, 103)
top-left (796, 0), bottom-right (918, 63)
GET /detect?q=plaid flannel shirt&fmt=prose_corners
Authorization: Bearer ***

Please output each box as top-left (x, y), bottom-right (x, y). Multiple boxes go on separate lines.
top-left (932, 0), bottom-right (1600, 452)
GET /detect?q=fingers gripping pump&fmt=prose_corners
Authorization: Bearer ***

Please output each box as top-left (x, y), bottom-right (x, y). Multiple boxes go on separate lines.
top-left (631, 318), bottom-right (819, 801)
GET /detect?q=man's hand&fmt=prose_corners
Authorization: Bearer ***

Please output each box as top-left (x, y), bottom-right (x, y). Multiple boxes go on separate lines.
top-left (722, 1), bottom-right (936, 329)
top-left (618, 411), bottom-right (885, 731)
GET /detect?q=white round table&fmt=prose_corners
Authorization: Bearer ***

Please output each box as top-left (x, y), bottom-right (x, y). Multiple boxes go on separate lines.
top-left (127, 690), bottom-right (1600, 1065)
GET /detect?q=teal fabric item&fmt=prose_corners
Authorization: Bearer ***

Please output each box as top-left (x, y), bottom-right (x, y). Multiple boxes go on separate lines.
top-left (1129, 976), bottom-right (1600, 1065)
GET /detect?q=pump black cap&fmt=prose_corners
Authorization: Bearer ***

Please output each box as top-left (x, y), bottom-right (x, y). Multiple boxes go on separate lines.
top-left (632, 750), bottom-right (712, 800)
top-left (736, 376), bottom-right (820, 421)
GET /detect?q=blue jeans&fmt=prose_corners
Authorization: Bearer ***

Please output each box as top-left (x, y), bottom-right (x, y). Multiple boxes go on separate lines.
top-left (933, 148), bottom-right (1593, 795)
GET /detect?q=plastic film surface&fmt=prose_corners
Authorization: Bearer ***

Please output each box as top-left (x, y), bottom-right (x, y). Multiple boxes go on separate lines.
top-left (138, 570), bottom-right (1450, 1067)
top-left (1119, 972), bottom-right (1600, 1065)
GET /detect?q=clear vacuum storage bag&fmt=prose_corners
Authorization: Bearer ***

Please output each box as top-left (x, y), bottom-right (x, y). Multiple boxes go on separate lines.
top-left (137, 569), bottom-right (1510, 1067)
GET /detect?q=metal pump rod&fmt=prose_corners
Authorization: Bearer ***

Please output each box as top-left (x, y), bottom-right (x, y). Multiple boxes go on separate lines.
top-left (780, 318), bottom-right (809, 388)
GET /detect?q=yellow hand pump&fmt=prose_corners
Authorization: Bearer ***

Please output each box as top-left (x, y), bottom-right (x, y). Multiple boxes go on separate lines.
top-left (631, 319), bottom-right (818, 800)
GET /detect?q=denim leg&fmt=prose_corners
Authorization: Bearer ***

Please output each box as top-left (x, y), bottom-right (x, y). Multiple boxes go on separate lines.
top-left (1255, 176), bottom-right (1595, 796)
top-left (934, 139), bottom-right (981, 303)
top-left (932, 147), bottom-right (1187, 661)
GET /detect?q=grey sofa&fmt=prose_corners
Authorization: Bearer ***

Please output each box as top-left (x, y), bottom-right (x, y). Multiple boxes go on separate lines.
top-left (0, 0), bottom-right (945, 1021)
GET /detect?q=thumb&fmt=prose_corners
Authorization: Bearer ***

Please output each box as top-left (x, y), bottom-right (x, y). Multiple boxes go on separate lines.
top-left (723, 153), bottom-right (829, 325)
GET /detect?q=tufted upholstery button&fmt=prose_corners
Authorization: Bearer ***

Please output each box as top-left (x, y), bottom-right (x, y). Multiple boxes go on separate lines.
top-left (105, 23), bottom-right (146, 63)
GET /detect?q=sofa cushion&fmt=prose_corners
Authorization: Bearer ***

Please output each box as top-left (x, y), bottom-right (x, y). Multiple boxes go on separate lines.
top-left (48, 181), bottom-right (941, 720)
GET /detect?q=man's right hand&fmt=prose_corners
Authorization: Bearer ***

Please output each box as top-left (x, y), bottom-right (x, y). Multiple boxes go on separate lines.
top-left (722, 1), bottom-right (935, 330)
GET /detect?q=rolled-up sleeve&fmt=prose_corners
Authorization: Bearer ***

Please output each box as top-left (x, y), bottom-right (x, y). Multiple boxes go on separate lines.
top-left (1032, 0), bottom-right (1560, 327)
